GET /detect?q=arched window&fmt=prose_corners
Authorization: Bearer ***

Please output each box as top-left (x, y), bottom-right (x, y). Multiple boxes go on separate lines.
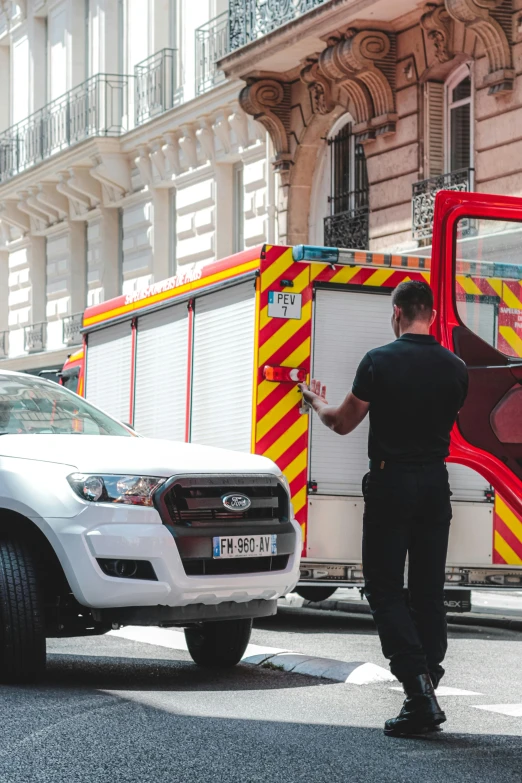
top-left (445, 66), bottom-right (473, 174)
top-left (309, 115), bottom-right (369, 249)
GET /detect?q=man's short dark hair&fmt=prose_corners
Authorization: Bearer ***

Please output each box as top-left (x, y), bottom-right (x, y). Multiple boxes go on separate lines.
top-left (392, 281), bottom-right (433, 323)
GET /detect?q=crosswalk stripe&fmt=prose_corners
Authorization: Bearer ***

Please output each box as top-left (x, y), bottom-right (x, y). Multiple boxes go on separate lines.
top-left (473, 704), bottom-right (522, 717)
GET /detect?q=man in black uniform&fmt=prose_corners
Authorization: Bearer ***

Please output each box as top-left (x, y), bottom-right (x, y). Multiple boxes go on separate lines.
top-left (299, 281), bottom-right (468, 737)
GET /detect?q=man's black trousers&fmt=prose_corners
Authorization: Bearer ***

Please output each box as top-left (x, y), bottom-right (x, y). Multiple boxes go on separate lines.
top-left (362, 461), bottom-right (451, 684)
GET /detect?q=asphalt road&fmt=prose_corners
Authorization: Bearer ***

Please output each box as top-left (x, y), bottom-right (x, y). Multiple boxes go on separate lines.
top-left (2, 606), bottom-right (522, 783)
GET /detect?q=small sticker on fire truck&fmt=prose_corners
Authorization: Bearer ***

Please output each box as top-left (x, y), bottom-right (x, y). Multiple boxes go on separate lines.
top-left (268, 291), bottom-right (302, 320)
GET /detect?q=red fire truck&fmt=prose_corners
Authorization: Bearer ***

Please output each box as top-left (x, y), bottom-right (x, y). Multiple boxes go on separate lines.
top-left (64, 191), bottom-right (522, 603)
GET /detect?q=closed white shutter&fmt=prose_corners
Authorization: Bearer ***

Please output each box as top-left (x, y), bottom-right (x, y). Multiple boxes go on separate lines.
top-left (133, 304), bottom-right (188, 440)
top-left (310, 288), bottom-right (490, 501)
top-left (190, 282), bottom-right (255, 452)
top-left (310, 290), bottom-right (393, 494)
top-left (86, 322), bottom-right (132, 422)
top-left (425, 81), bottom-right (444, 177)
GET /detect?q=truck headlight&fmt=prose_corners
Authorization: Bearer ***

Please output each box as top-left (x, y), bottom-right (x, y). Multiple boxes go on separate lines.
top-left (67, 473), bottom-right (166, 506)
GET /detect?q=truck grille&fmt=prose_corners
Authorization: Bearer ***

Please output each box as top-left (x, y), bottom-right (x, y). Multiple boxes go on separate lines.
top-left (156, 475), bottom-right (289, 527)
top-left (184, 555), bottom-right (289, 576)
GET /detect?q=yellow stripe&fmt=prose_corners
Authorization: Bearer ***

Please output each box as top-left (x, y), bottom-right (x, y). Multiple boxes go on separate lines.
top-left (364, 269), bottom-right (395, 287)
top-left (258, 301), bottom-right (312, 366)
top-left (488, 278), bottom-right (503, 297)
top-left (292, 486), bottom-right (307, 516)
top-left (330, 266), bottom-right (361, 285)
top-left (283, 450), bottom-right (308, 485)
top-left (499, 326), bottom-right (522, 357)
top-left (260, 249), bottom-right (294, 292)
top-left (501, 284), bottom-right (522, 312)
top-left (457, 275), bottom-right (482, 295)
top-left (494, 530), bottom-right (522, 565)
top-left (263, 416), bottom-right (308, 464)
top-left (256, 386), bottom-right (300, 441)
top-left (496, 496), bottom-right (522, 545)
top-left (84, 259), bottom-right (260, 326)
top-left (420, 271), bottom-right (430, 282)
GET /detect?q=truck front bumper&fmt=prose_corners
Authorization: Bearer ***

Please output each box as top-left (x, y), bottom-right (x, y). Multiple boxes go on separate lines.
top-left (47, 503), bottom-right (301, 614)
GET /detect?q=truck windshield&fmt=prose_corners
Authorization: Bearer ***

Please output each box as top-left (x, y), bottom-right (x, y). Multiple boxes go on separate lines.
top-left (0, 374), bottom-right (133, 437)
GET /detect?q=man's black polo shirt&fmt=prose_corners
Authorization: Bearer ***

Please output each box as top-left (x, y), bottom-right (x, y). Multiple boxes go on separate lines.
top-left (352, 334), bottom-right (468, 463)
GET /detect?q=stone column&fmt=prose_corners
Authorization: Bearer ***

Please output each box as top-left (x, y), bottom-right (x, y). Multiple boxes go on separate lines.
top-left (69, 221), bottom-right (87, 315)
top-left (214, 164), bottom-right (234, 260)
top-left (98, 207), bottom-right (121, 301)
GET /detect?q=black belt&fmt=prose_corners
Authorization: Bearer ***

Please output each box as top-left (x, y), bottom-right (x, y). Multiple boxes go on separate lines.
top-left (369, 458), bottom-right (445, 470)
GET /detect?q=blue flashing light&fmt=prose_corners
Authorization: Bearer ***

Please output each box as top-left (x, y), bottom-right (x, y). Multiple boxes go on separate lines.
top-left (293, 245), bottom-right (340, 263)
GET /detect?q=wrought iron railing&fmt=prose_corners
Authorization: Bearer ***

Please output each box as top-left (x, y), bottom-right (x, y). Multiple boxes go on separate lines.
top-left (229, 0), bottom-right (327, 50)
top-left (0, 74), bottom-right (130, 184)
top-left (62, 313), bottom-right (83, 347)
top-left (412, 168), bottom-right (473, 240)
top-left (0, 331), bottom-right (8, 360)
top-left (135, 49), bottom-right (182, 126)
top-left (196, 12), bottom-right (229, 95)
top-left (324, 208), bottom-right (369, 250)
top-left (24, 322), bottom-right (47, 354)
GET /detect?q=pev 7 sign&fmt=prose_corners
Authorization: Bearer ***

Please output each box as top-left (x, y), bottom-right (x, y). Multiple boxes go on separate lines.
top-left (431, 190), bottom-right (522, 520)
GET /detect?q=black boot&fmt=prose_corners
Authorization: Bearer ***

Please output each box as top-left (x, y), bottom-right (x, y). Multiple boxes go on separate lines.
top-left (384, 673), bottom-right (446, 737)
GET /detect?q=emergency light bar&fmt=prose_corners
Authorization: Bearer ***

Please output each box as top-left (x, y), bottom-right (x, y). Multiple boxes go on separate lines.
top-left (293, 244), bottom-right (395, 268)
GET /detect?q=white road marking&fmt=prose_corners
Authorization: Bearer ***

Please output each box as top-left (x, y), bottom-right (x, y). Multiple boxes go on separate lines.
top-left (107, 626), bottom-right (395, 684)
top-left (473, 704), bottom-right (522, 717)
top-left (390, 686), bottom-right (483, 696)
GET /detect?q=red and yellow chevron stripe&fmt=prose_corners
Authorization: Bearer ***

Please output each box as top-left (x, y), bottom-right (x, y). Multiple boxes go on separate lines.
top-left (494, 495), bottom-right (522, 565)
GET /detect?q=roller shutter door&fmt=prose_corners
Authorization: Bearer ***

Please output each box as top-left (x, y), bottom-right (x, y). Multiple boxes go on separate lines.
top-left (310, 288), bottom-right (489, 501)
top-left (86, 321), bottom-right (132, 422)
top-left (190, 282), bottom-right (255, 452)
top-left (133, 304), bottom-right (188, 440)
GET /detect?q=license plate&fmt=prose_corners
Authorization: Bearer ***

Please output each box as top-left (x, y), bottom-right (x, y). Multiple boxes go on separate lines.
top-left (213, 534), bottom-right (277, 559)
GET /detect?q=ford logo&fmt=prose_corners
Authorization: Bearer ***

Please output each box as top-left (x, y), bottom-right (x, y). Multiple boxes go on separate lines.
top-left (222, 493), bottom-right (251, 512)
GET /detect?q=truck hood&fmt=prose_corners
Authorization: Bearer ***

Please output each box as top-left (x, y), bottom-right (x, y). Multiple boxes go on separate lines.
top-left (0, 434), bottom-right (280, 477)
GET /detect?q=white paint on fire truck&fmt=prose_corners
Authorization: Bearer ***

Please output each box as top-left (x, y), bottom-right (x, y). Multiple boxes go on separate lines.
top-left (268, 291), bottom-right (302, 320)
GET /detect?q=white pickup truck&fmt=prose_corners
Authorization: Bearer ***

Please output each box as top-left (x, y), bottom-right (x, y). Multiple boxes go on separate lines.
top-left (0, 370), bottom-right (300, 682)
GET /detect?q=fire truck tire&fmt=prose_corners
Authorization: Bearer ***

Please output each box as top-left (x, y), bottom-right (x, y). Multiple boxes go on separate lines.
top-left (185, 618), bottom-right (253, 668)
top-left (0, 539), bottom-right (46, 683)
top-left (295, 586), bottom-right (337, 603)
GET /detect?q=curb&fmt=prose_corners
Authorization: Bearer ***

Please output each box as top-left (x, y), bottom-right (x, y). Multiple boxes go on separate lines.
top-left (278, 595), bottom-right (522, 633)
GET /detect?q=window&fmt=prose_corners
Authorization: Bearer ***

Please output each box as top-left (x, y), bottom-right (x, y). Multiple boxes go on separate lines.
top-left (455, 217), bottom-right (522, 359)
top-left (233, 163), bottom-right (244, 253)
top-left (324, 121), bottom-right (369, 249)
top-left (446, 67), bottom-right (472, 174)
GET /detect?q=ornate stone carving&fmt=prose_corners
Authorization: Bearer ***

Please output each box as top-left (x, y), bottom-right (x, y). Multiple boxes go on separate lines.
top-left (196, 119), bottom-right (216, 163)
top-left (228, 106), bottom-right (251, 150)
top-left (179, 125), bottom-right (199, 169)
top-left (445, 0), bottom-right (513, 93)
top-left (239, 79), bottom-right (292, 175)
top-left (300, 29), bottom-right (397, 139)
top-left (421, 3), bottom-right (453, 63)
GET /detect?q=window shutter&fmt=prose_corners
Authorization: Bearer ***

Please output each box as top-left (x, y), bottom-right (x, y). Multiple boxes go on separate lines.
top-left (86, 322), bottom-right (133, 423)
top-left (425, 81), bottom-right (444, 177)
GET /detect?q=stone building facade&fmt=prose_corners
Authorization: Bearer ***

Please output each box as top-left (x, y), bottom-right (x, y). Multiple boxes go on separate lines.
top-left (0, 0), bottom-right (521, 372)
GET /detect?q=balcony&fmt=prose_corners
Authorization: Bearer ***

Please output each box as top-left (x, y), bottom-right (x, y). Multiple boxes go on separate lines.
top-left (135, 49), bottom-right (182, 126)
top-left (62, 313), bottom-right (83, 347)
top-left (24, 322), bottom-right (47, 354)
top-left (0, 331), bottom-right (8, 360)
top-left (229, 0), bottom-right (327, 50)
top-left (412, 168), bottom-right (473, 240)
top-left (0, 74), bottom-right (130, 185)
top-left (324, 208), bottom-right (369, 251)
top-left (196, 12), bottom-right (229, 96)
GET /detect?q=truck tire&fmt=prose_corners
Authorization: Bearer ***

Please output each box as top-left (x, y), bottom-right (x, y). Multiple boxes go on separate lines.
top-left (0, 539), bottom-right (46, 683)
top-left (295, 586), bottom-right (337, 603)
top-left (185, 618), bottom-right (252, 668)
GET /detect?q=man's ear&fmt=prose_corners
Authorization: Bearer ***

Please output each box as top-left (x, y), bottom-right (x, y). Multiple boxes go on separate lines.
top-left (429, 309), bottom-right (437, 327)
top-left (393, 304), bottom-right (401, 321)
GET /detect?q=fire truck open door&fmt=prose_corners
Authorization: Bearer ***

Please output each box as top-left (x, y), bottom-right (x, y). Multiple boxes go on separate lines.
top-left (432, 190), bottom-right (522, 558)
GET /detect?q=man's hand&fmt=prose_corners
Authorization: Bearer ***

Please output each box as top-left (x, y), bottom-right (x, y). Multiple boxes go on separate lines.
top-left (298, 378), bottom-right (369, 435)
top-left (298, 379), bottom-right (328, 406)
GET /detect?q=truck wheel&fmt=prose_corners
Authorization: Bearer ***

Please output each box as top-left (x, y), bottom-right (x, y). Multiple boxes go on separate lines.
top-left (0, 539), bottom-right (46, 683)
top-left (185, 618), bottom-right (252, 668)
top-left (295, 586), bottom-right (337, 603)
